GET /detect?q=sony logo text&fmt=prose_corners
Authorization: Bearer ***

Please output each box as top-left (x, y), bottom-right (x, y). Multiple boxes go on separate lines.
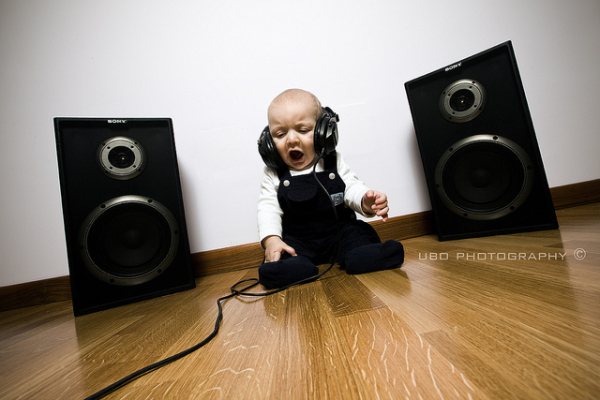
top-left (444, 62), bottom-right (462, 72)
top-left (107, 119), bottom-right (127, 124)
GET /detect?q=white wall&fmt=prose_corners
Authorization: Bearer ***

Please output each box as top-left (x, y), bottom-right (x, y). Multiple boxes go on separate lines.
top-left (1, 0), bottom-right (599, 286)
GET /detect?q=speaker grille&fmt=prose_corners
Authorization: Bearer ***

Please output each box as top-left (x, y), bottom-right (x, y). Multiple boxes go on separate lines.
top-left (78, 195), bottom-right (180, 286)
top-left (434, 135), bottom-right (534, 220)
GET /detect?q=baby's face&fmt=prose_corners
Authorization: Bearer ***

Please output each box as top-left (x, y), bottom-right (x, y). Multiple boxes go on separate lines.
top-left (268, 98), bottom-right (318, 171)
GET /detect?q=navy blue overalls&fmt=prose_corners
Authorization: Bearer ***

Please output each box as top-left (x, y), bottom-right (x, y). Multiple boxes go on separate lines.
top-left (276, 152), bottom-right (381, 267)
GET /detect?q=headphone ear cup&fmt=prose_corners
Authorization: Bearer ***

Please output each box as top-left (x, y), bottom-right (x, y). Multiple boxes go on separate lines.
top-left (258, 126), bottom-right (284, 170)
top-left (314, 107), bottom-right (339, 156)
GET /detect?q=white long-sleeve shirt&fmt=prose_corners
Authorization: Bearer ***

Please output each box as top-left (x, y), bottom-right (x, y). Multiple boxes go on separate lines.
top-left (257, 152), bottom-right (372, 244)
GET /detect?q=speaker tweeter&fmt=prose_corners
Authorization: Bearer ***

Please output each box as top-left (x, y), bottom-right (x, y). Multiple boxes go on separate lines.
top-left (97, 136), bottom-right (146, 180)
top-left (439, 79), bottom-right (487, 123)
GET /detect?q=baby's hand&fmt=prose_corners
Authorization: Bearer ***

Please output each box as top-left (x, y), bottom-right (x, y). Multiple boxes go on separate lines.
top-left (362, 190), bottom-right (389, 222)
top-left (262, 235), bottom-right (297, 262)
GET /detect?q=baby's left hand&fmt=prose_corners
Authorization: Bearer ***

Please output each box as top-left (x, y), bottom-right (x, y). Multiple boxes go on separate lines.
top-left (362, 190), bottom-right (389, 222)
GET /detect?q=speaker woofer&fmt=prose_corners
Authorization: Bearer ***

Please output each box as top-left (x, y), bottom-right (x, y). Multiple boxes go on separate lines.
top-left (439, 79), bottom-right (487, 123)
top-left (78, 195), bottom-right (180, 286)
top-left (97, 137), bottom-right (146, 180)
top-left (434, 135), bottom-right (534, 220)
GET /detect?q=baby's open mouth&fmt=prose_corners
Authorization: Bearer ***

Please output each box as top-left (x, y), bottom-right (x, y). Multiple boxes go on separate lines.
top-left (290, 150), bottom-right (304, 161)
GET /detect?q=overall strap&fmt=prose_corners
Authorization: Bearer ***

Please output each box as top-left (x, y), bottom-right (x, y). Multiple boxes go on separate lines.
top-left (276, 166), bottom-right (289, 181)
top-left (323, 151), bottom-right (337, 171)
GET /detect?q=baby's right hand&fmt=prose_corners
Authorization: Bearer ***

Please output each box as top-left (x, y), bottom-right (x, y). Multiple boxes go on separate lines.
top-left (263, 235), bottom-right (297, 262)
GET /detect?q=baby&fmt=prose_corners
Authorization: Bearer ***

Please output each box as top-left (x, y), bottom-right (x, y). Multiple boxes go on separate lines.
top-left (257, 89), bottom-right (404, 289)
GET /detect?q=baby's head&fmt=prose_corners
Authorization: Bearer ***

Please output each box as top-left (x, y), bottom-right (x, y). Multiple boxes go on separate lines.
top-left (267, 89), bottom-right (323, 171)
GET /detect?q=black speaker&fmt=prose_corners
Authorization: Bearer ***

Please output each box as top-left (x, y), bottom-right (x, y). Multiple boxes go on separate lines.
top-left (405, 41), bottom-right (558, 241)
top-left (55, 118), bottom-right (196, 315)
top-left (258, 106), bottom-right (339, 170)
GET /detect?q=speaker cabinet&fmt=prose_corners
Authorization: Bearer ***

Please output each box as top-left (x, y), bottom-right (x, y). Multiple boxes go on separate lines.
top-left (405, 41), bottom-right (558, 241)
top-left (55, 118), bottom-right (196, 315)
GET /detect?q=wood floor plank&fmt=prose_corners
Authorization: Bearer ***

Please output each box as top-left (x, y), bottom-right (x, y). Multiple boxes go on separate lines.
top-left (320, 271), bottom-right (387, 317)
top-left (332, 307), bottom-right (487, 400)
top-left (424, 317), bottom-right (600, 400)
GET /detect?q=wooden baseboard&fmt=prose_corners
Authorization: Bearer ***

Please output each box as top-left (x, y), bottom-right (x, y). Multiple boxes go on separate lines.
top-left (550, 178), bottom-right (600, 210)
top-left (1, 178), bottom-right (598, 312)
top-left (0, 276), bottom-right (72, 312)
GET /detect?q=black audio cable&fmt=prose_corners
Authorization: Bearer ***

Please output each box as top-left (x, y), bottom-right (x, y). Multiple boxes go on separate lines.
top-left (83, 149), bottom-right (341, 400)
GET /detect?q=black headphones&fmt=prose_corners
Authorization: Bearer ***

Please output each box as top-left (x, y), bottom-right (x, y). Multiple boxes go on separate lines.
top-left (257, 106), bottom-right (339, 170)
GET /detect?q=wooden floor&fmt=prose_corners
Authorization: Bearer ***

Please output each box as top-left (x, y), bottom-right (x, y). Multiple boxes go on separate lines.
top-left (1, 203), bottom-right (599, 399)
